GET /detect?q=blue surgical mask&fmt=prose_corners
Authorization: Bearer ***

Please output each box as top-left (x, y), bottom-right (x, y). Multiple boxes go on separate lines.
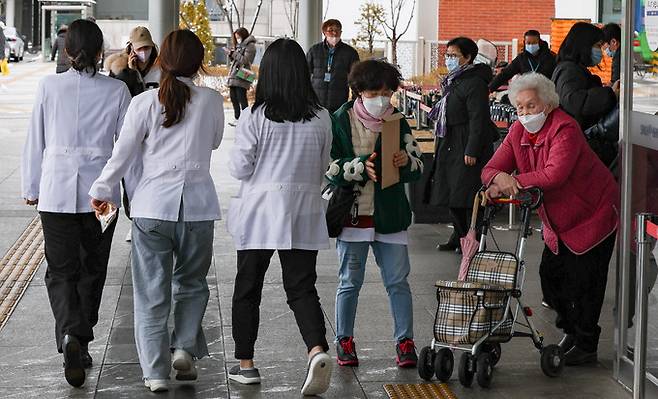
top-left (445, 57), bottom-right (460, 72)
top-left (591, 47), bottom-right (603, 66)
top-left (604, 47), bottom-right (614, 57)
top-left (525, 44), bottom-right (540, 55)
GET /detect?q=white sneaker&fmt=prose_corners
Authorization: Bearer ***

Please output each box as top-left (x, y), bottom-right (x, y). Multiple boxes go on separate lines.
top-left (172, 349), bottom-right (197, 381)
top-left (301, 352), bottom-right (332, 396)
top-left (125, 227), bottom-right (131, 242)
top-left (144, 378), bottom-right (168, 392)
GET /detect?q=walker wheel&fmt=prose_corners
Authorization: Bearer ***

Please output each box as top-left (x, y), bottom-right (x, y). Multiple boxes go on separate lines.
top-left (482, 342), bottom-right (502, 366)
top-left (418, 346), bottom-right (435, 381)
top-left (540, 344), bottom-right (564, 377)
top-left (458, 352), bottom-right (475, 387)
top-left (434, 348), bottom-right (454, 382)
top-left (476, 352), bottom-right (494, 388)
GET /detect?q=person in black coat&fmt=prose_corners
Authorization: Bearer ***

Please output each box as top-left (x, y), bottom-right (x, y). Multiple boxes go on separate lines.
top-left (603, 23), bottom-right (621, 84)
top-left (306, 19), bottom-right (360, 113)
top-left (489, 30), bottom-right (556, 92)
top-left (552, 22), bottom-right (619, 166)
top-left (0, 23), bottom-right (6, 63)
top-left (426, 37), bottom-right (495, 252)
top-left (51, 25), bottom-right (71, 74)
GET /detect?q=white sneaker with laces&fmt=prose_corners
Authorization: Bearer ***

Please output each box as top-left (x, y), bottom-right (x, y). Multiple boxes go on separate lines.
top-left (172, 349), bottom-right (197, 381)
top-left (301, 352), bottom-right (332, 396)
top-left (144, 378), bottom-right (168, 392)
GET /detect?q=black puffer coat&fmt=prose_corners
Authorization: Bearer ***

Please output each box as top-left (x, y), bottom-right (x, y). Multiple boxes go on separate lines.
top-left (552, 60), bottom-right (618, 166)
top-left (426, 64), bottom-right (496, 208)
top-left (551, 60), bottom-right (617, 131)
top-left (489, 41), bottom-right (556, 91)
top-left (306, 40), bottom-right (359, 113)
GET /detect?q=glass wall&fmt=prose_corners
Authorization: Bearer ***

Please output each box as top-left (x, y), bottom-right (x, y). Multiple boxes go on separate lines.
top-left (617, 0), bottom-right (658, 396)
top-left (96, 0), bottom-right (148, 20)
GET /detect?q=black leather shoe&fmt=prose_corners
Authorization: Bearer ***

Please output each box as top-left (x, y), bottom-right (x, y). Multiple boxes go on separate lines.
top-left (541, 298), bottom-right (553, 309)
top-left (564, 346), bottom-right (597, 366)
top-left (81, 347), bottom-right (92, 369)
top-left (558, 334), bottom-right (576, 353)
top-left (437, 242), bottom-right (459, 251)
top-left (62, 334), bottom-right (86, 387)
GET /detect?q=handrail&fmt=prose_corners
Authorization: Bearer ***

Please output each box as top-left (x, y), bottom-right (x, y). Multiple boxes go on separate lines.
top-left (634, 213), bottom-right (657, 399)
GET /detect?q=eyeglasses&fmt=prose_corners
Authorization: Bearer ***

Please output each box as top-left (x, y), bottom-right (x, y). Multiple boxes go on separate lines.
top-left (445, 54), bottom-right (461, 60)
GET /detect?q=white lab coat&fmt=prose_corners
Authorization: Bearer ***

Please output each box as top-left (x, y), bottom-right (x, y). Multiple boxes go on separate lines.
top-left (21, 69), bottom-right (132, 213)
top-left (143, 66), bottom-right (161, 89)
top-left (227, 106), bottom-right (332, 250)
top-left (89, 77), bottom-right (224, 222)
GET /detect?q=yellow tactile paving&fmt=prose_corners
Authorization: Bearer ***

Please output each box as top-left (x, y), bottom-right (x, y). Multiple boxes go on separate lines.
top-left (0, 216), bottom-right (44, 331)
top-left (384, 383), bottom-right (458, 399)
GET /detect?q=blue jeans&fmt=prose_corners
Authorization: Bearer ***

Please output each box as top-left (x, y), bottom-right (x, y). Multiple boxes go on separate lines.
top-left (131, 211), bottom-right (214, 379)
top-left (335, 240), bottom-right (413, 342)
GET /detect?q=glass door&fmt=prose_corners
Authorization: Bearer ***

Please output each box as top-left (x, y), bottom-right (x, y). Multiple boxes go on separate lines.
top-left (617, 1), bottom-right (658, 396)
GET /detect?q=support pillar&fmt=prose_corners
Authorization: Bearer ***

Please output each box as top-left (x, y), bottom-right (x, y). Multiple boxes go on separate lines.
top-left (148, 0), bottom-right (179, 47)
top-left (297, 0), bottom-right (322, 53)
top-left (6, 0), bottom-right (16, 27)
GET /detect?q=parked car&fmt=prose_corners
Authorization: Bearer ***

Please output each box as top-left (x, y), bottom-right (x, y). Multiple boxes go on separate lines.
top-left (3, 27), bottom-right (25, 62)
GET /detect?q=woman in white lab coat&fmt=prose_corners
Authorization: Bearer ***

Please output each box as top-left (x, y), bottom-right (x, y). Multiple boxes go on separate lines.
top-left (21, 19), bottom-right (132, 388)
top-left (89, 30), bottom-right (224, 393)
top-left (226, 38), bottom-right (333, 396)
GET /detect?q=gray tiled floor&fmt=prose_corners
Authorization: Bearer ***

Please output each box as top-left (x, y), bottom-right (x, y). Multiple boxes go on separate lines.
top-left (0, 60), bottom-right (634, 398)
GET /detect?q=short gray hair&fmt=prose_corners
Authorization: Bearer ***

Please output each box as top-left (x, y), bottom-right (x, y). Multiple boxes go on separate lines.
top-left (508, 72), bottom-right (560, 109)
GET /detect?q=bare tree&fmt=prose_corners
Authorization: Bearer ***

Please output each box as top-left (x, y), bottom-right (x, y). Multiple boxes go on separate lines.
top-left (378, 0), bottom-right (415, 65)
top-left (354, 2), bottom-right (385, 55)
top-left (283, 0), bottom-right (300, 39)
top-left (213, 0), bottom-right (235, 35)
top-left (249, 0), bottom-right (264, 33)
top-left (214, 0), bottom-right (265, 38)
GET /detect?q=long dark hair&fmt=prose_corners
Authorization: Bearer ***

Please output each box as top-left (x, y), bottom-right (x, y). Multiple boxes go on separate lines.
top-left (157, 30), bottom-right (205, 128)
top-left (558, 22), bottom-right (604, 65)
top-left (233, 27), bottom-right (250, 47)
top-left (65, 19), bottom-right (103, 75)
top-left (253, 38), bottom-right (320, 123)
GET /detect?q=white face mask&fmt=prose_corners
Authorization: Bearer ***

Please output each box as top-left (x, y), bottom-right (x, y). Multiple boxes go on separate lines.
top-left (326, 36), bottom-right (340, 47)
top-left (518, 111), bottom-right (548, 134)
top-left (136, 48), bottom-right (151, 63)
top-left (362, 96), bottom-right (391, 118)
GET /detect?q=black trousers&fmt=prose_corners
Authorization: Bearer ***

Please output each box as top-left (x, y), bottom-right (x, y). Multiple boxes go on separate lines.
top-left (539, 233), bottom-right (616, 352)
top-left (232, 249), bottom-right (329, 360)
top-left (229, 86), bottom-right (248, 120)
top-left (447, 207), bottom-right (483, 244)
top-left (40, 212), bottom-right (117, 352)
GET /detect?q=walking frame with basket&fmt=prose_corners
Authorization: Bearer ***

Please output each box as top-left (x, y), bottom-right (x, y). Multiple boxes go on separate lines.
top-left (418, 187), bottom-right (565, 388)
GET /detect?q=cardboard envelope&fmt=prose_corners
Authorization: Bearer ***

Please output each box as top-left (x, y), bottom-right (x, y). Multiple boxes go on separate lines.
top-left (381, 113), bottom-right (405, 189)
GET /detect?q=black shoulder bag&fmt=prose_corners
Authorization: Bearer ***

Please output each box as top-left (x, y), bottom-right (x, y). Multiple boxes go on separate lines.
top-left (322, 183), bottom-right (359, 238)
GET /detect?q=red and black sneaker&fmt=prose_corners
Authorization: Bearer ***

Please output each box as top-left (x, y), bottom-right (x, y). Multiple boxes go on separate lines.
top-left (336, 336), bottom-right (359, 367)
top-left (396, 338), bottom-right (418, 368)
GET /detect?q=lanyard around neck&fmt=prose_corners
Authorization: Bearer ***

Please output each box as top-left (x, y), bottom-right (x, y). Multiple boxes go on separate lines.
top-left (327, 48), bottom-right (336, 72)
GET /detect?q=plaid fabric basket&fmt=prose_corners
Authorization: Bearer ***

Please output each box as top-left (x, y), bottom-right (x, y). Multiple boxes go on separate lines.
top-left (433, 280), bottom-right (511, 345)
top-left (466, 251), bottom-right (519, 290)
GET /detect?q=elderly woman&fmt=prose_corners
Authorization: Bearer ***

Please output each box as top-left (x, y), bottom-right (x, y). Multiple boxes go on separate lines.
top-left (481, 73), bottom-right (618, 366)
